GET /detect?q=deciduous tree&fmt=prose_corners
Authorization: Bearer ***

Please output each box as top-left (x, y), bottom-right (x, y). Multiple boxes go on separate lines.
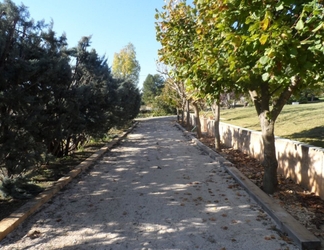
top-left (157, 0), bottom-right (324, 194)
top-left (112, 43), bottom-right (141, 85)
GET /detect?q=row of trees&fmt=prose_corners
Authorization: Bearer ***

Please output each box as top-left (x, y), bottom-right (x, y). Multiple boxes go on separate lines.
top-left (141, 73), bottom-right (177, 116)
top-left (0, 0), bottom-right (141, 178)
top-left (156, 0), bottom-right (324, 194)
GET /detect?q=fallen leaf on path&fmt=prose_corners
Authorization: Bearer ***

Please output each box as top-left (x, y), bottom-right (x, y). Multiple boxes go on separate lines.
top-left (27, 230), bottom-right (42, 239)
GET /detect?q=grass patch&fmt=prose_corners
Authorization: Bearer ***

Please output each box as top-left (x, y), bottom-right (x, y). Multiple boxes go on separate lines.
top-left (219, 102), bottom-right (324, 148)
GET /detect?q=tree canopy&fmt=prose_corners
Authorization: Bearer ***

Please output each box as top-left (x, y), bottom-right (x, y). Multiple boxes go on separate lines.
top-left (156, 0), bottom-right (324, 193)
top-left (112, 43), bottom-right (141, 85)
top-left (142, 74), bottom-right (164, 105)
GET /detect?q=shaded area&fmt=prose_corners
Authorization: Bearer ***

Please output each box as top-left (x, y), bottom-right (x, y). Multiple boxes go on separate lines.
top-left (0, 117), bottom-right (297, 250)
top-left (0, 141), bottom-right (111, 220)
top-left (287, 126), bottom-right (324, 148)
top-left (200, 135), bottom-right (324, 244)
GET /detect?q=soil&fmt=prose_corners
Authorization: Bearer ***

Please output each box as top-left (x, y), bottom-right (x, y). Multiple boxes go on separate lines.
top-left (0, 143), bottom-right (111, 220)
top-left (199, 135), bottom-right (324, 244)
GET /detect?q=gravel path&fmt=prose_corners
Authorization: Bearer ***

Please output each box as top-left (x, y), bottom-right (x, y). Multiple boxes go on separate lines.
top-left (0, 117), bottom-right (298, 250)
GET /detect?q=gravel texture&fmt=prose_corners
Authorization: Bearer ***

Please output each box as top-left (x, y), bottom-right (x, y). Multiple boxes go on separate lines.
top-left (0, 116), bottom-right (298, 250)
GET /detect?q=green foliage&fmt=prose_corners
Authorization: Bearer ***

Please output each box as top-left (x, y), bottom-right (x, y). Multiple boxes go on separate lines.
top-left (141, 73), bottom-right (178, 116)
top-left (0, 177), bottom-right (44, 199)
top-left (193, 0), bottom-right (324, 119)
top-left (0, 0), bottom-right (141, 179)
top-left (112, 43), bottom-right (141, 85)
top-left (156, 0), bottom-right (324, 193)
top-left (142, 74), bottom-right (164, 105)
top-left (114, 79), bottom-right (141, 125)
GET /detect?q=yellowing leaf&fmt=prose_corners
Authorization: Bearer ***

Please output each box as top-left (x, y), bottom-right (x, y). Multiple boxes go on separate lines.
top-left (262, 18), bottom-right (269, 31)
top-left (261, 11), bottom-right (271, 31)
top-left (267, 48), bottom-right (275, 58)
top-left (295, 19), bottom-right (304, 30)
top-left (232, 36), bottom-right (241, 48)
top-left (259, 34), bottom-right (269, 45)
top-left (196, 28), bottom-right (202, 35)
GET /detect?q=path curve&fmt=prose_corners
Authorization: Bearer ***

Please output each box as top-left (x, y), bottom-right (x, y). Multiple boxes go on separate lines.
top-left (0, 117), bottom-right (298, 249)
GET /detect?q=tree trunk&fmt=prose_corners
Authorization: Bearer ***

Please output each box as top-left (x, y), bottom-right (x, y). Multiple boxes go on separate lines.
top-left (186, 99), bottom-right (190, 126)
top-left (65, 137), bottom-right (71, 156)
top-left (181, 109), bottom-right (184, 125)
top-left (259, 112), bottom-right (278, 194)
top-left (192, 102), bottom-right (202, 138)
top-left (181, 97), bottom-right (186, 124)
top-left (176, 108), bottom-right (180, 122)
top-left (213, 101), bottom-right (221, 150)
top-left (48, 140), bottom-right (61, 157)
top-left (249, 86), bottom-right (278, 194)
top-left (249, 76), bottom-right (301, 194)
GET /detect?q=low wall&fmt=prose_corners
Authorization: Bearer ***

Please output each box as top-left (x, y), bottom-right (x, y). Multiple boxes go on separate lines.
top-left (190, 114), bottom-right (324, 199)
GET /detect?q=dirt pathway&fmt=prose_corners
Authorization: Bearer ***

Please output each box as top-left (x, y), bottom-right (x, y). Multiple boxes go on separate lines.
top-left (0, 117), bottom-right (298, 249)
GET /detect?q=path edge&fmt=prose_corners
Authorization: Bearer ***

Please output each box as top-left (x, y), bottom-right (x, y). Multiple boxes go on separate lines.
top-left (175, 122), bottom-right (321, 250)
top-left (0, 122), bottom-right (138, 242)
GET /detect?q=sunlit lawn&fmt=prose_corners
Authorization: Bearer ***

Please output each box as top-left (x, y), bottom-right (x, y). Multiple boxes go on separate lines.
top-left (219, 102), bottom-right (324, 148)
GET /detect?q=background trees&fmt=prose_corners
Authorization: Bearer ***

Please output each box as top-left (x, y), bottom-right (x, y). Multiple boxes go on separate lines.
top-left (156, 0), bottom-right (324, 194)
top-left (0, 0), bottom-right (141, 178)
top-left (141, 73), bottom-right (178, 116)
top-left (142, 74), bottom-right (164, 105)
top-left (112, 43), bottom-right (141, 85)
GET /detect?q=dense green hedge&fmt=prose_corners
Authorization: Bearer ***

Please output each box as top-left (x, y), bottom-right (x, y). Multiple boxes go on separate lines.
top-left (0, 0), bottom-right (141, 177)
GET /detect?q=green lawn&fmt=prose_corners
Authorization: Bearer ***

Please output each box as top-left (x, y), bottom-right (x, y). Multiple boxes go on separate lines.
top-left (219, 102), bottom-right (324, 148)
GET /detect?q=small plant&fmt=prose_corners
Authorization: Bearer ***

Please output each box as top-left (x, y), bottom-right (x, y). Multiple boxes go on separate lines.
top-left (0, 177), bottom-right (44, 200)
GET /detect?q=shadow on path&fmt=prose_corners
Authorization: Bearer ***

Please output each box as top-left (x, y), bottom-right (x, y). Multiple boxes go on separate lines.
top-left (1, 117), bottom-right (298, 250)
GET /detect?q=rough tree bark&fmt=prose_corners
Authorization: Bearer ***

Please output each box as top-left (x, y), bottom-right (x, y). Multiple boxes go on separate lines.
top-left (192, 102), bottom-right (202, 138)
top-left (259, 112), bottom-right (278, 193)
top-left (186, 100), bottom-right (190, 126)
top-left (176, 108), bottom-right (180, 122)
top-left (249, 75), bottom-right (300, 194)
top-left (213, 100), bottom-right (221, 150)
top-left (181, 97), bottom-right (186, 125)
